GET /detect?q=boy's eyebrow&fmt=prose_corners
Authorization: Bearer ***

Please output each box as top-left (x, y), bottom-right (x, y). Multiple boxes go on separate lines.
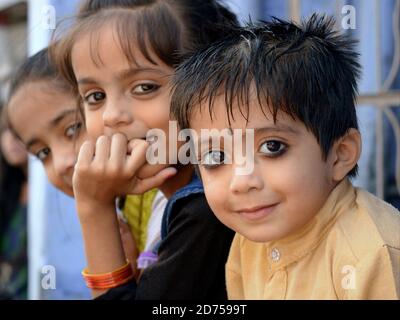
top-left (77, 67), bottom-right (167, 85)
top-left (250, 125), bottom-right (300, 135)
top-left (198, 124), bottom-right (299, 144)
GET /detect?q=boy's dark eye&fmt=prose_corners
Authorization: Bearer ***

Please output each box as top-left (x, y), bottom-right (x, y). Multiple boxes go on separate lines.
top-left (201, 150), bottom-right (225, 168)
top-left (132, 83), bottom-right (160, 95)
top-left (259, 140), bottom-right (287, 157)
top-left (85, 92), bottom-right (105, 104)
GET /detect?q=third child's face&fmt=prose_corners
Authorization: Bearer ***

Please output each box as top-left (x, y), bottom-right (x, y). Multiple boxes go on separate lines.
top-left (71, 27), bottom-right (174, 176)
top-left (8, 81), bottom-right (85, 197)
top-left (190, 96), bottom-right (336, 243)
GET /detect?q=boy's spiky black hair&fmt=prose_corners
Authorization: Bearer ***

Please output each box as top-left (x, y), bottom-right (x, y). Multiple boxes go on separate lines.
top-left (171, 13), bottom-right (362, 177)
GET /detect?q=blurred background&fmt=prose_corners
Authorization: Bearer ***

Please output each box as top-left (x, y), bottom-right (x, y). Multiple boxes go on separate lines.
top-left (0, 0), bottom-right (399, 300)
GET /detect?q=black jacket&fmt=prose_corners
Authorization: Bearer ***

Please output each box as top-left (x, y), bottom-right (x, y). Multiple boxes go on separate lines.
top-left (97, 193), bottom-right (235, 300)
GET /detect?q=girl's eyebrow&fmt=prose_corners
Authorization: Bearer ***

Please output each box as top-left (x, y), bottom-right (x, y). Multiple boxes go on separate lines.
top-left (116, 67), bottom-right (167, 81)
top-left (49, 109), bottom-right (77, 128)
top-left (77, 67), bottom-right (167, 85)
top-left (26, 138), bottom-right (40, 151)
top-left (26, 109), bottom-right (77, 149)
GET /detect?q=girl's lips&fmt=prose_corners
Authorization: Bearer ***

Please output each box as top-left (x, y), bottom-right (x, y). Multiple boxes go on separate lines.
top-left (237, 203), bottom-right (278, 221)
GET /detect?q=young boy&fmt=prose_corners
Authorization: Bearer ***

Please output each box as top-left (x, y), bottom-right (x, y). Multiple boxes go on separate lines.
top-left (171, 14), bottom-right (400, 299)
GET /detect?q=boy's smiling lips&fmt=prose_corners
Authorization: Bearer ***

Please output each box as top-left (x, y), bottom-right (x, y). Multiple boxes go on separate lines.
top-left (235, 203), bottom-right (279, 221)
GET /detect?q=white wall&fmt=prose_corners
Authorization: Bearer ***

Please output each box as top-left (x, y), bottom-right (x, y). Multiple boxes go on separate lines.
top-left (27, 0), bottom-right (90, 300)
top-left (226, 0), bottom-right (262, 22)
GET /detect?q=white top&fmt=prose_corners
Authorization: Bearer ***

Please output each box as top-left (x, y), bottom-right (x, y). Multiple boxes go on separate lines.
top-left (144, 190), bottom-right (168, 252)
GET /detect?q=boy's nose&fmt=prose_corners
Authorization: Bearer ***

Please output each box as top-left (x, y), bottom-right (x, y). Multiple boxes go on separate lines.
top-left (229, 166), bottom-right (264, 194)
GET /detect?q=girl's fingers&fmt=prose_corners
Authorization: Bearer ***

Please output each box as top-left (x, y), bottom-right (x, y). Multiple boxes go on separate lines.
top-left (76, 140), bottom-right (95, 165)
top-left (130, 166), bottom-right (177, 194)
top-left (94, 135), bottom-right (111, 163)
top-left (110, 133), bottom-right (128, 165)
top-left (126, 139), bottom-right (150, 173)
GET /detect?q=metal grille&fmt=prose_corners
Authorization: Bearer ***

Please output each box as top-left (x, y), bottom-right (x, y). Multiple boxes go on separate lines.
top-left (286, 0), bottom-right (400, 200)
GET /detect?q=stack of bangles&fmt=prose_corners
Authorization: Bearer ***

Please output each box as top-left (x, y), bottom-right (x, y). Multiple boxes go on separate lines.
top-left (82, 260), bottom-right (134, 290)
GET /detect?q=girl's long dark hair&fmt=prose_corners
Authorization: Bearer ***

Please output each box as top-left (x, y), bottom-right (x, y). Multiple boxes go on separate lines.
top-left (0, 106), bottom-right (27, 236)
top-left (52, 0), bottom-right (239, 89)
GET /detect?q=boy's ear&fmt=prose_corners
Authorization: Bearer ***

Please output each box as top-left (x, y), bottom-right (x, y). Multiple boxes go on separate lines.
top-left (330, 128), bottom-right (362, 182)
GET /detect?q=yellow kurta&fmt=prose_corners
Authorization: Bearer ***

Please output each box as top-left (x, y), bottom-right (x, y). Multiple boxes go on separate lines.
top-left (226, 179), bottom-right (400, 299)
top-left (122, 190), bottom-right (158, 253)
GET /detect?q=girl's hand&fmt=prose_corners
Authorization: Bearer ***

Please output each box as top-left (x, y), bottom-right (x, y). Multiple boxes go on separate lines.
top-left (118, 218), bottom-right (140, 280)
top-left (73, 133), bottom-right (176, 211)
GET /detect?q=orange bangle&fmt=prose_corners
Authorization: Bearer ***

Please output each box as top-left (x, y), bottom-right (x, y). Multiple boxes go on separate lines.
top-left (82, 261), bottom-right (134, 290)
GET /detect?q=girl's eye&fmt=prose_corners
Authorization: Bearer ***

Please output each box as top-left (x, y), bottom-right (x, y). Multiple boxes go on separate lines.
top-left (65, 122), bottom-right (82, 138)
top-left (131, 83), bottom-right (160, 95)
top-left (201, 150), bottom-right (225, 169)
top-left (259, 140), bottom-right (287, 157)
top-left (84, 92), bottom-right (105, 104)
top-left (36, 148), bottom-right (50, 162)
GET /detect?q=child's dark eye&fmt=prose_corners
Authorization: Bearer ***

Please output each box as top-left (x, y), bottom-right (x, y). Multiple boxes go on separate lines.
top-left (36, 148), bottom-right (50, 162)
top-left (84, 91), bottom-right (105, 104)
top-left (131, 83), bottom-right (160, 95)
top-left (201, 150), bottom-right (225, 169)
top-left (259, 140), bottom-right (287, 157)
top-left (65, 122), bottom-right (82, 138)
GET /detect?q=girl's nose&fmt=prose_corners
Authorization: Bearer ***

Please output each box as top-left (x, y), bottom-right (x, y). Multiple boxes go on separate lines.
top-left (103, 100), bottom-right (133, 129)
top-left (53, 151), bottom-right (75, 180)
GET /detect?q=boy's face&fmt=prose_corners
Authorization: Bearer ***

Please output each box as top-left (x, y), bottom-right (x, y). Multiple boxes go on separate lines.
top-left (190, 95), bottom-right (336, 242)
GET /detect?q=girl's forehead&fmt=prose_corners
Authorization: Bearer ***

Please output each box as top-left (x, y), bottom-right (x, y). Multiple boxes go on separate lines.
top-left (71, 22), bottom-right (170, 73)
top-left (72, 29), bottom-right (129, 70)
top-left (14, 81), bottom-right (72, 107)
top-left (8, 82), bottom-right (76, 131)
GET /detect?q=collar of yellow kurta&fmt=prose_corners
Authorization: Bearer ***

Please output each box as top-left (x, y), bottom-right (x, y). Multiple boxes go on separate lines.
top-left (264, 178), bottom-right (356, 272)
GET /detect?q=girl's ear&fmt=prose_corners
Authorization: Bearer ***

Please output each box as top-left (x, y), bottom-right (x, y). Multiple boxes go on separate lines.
top-left (330, 128), bottom-right (362, 182)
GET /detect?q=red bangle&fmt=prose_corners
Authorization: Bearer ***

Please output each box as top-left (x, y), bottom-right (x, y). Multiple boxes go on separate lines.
top-left (82, 261), bottom-right (134, 290)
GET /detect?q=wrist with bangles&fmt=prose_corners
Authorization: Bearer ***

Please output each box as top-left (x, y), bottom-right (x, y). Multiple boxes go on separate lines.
top-left (82, 260), bottom-right (134, 290)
